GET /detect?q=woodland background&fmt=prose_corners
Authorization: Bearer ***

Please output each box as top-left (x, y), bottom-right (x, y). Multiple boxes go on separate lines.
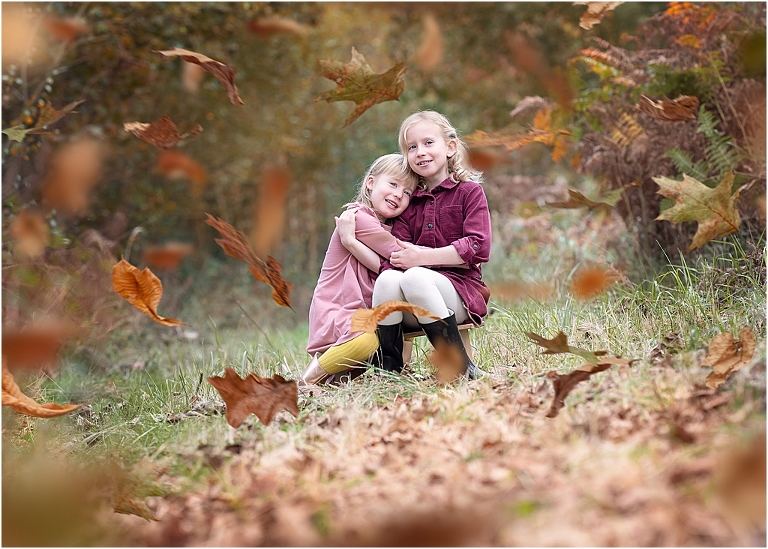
top-left (1, 2), bottom-right (766, 546)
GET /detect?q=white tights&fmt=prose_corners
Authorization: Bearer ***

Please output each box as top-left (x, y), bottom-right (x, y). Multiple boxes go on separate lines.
top-left (372, 267), bottom-right (470, 329)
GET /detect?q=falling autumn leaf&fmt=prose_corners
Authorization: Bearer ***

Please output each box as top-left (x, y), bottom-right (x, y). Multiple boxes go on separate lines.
top-left (575, 2), bottom-right (624, 30)
top-left (428, 341), bottom-right (466, 384)
top-left (111, 259), bottom-right (184, 326)
top-left (42, 16), bottom-right (91, 43)
top-left (207, 368), bottom-right (299, 428)
top-left (251, 166), bottom-right (291, 258)
top-left (2, 360), bottom-right (84, 418)
top-left (570, 265), bottom-right (622, 299)
top-left (2, 6), bottom-right (46, 65)
top-left (637, 95), bottom-right (699, 122)
top-left (124, 115), bottom-right (202, 150)
top-left (350, 301), bottom-right (440, 334)
top-left (415, 13), bottom-right (443, 72)
top-left (654, 171), bottom-right (742, 251)
top-left (155, 150), bottom-right (207, 191)
top-left (467, 149), bottom-right (511, 172)
top-left (181, 61), bottom-right (205, 93)
top-left (315, 47), bottom-right (407, 128)
top-left (546, 188), bottom-right (622, 211)
top-left (487, 281), bottom-right (554, 302)
top-left (545, 362), bottom-right (613, 418)
top-left (506, 33), bottom-right (573, 111)
top-left (8, 209), bottom-right (48, 258)
top-left (703, 327), bottom-right (757, 389)
top-left (41, 137), bottom-right (106, 215)
top-left (509, 96), bottom-right (552, 119)
top-left (525, 330), bottom-right (609, 365)
top-left (2, 321), bottom-right (82, 371)
top-left (204, 214), bottom-right (294, 308)
top-left (3, 100), bottom-right (85, 142)
top-left (142, 243), bottom-right (195, 271)
top-left (154, 47), bottom-right (244, 105)
top-left (247, 17), bottom-right (311, 38)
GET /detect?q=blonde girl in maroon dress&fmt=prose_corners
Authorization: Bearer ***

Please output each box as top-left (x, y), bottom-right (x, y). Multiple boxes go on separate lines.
top-left (299, 154), bottom-right (419, 388)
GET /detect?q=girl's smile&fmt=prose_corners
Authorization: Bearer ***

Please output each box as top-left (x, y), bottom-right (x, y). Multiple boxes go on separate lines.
top-left (405, 120), bottom-right (457, 188)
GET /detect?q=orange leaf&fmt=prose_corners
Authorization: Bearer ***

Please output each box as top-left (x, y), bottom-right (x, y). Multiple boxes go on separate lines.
top-left (9, 209), bottom-right (48, 258)
top-left (247, 17), bottom-right (311, 38)
top-left (155, 47), bottom-right (244, 106)
top-left (2, 361), bottom-right (84, 418)
top-left (41, 137), bottom-right (106, 215)
top-left (251, 166), bottom-right (291, 258)
top-left (570, 265), bottom-right (621, 300)
top-left (42, 16), bottom-right (90, 43)
top-left (111, 259), bottom-right (184, 326)
top-left (2, 321), bottom-right (82, 371)
top-left (350, 301), bottom-right (441, 334)
top-left (415, 13), bottom-right (443, 72)
top-left (703, 327), bottom-right (757, 389)
top-left (155, 150), bottom-right (207, 190)
top-left (428, 341), bottom-right (466, 384)
top-left (142, 243), bottom-right (195, 271)
top-left (545, 363), bottom-right (612, 418)
top-left (467, 148), bottom-right (511, 172)
top-left (204, 214), bottom-right (294, 308)
top-left (525, 330), bottom-right (609, 364)
top-left (506, 33), bottom-right (573, 111)
top-left (123, 115), bottom-right (202, 150)
top-left (637, 95), bottom-right (699, 122)
top-left (207, 368), bottom-right (299, 428)
top-left (182, 61), bottom-right (205, 93)
top-left (487, 281), bottom-right (554, 302)
top-left (315, 47), bottom-right (407, 128)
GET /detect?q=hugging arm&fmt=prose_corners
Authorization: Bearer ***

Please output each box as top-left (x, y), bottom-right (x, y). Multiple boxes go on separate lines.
top-left (337, 208), bottom-right (404, 273)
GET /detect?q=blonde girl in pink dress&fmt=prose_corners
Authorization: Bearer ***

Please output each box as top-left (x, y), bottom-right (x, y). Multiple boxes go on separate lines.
top-left (299, 154), bottom-right (419, 388)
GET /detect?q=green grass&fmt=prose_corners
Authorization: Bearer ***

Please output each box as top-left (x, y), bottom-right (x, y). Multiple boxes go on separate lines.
top-left (2, 219), bottom-right (765, 544)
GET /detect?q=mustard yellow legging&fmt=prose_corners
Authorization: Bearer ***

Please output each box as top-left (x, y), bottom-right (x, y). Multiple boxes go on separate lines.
top-left (318, 332), bottom-right (379, 374)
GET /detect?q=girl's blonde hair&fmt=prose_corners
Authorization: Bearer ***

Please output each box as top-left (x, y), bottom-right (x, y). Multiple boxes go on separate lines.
top-left (350, 153), bottom-right (419, 213)
top-left (398, 110), bottom-right (483, 184)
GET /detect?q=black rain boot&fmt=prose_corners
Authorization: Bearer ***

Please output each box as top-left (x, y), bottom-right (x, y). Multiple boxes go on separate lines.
top-left (373, 323), bottom-right (404, 374)
top-left (419, 313), bottom-right (485, 380)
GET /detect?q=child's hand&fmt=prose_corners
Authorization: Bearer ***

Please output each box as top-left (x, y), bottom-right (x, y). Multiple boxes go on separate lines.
top-left (335, 208), bottom-right (358, 248)
top-left (390, 239), bottom-right (426, 269)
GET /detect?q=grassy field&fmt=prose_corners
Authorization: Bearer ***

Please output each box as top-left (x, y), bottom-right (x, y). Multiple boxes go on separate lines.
top-left (3, 209), bottom-right (765, 546)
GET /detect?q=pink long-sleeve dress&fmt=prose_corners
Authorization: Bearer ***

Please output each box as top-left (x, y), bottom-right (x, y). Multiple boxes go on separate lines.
top-left (307, 204), bottom-right (402, 356)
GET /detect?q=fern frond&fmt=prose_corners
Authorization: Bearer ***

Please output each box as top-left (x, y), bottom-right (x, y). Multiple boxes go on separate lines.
top-left (696, 107), bottom-right (721, 140)
top-left (705, 134), bottom-right (740, 178)
top-left (665, 149), bottom-right (709, 181)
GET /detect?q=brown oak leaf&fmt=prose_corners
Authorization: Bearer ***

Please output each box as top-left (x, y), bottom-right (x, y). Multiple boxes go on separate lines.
top-left (525, 330), bottom-right (609, 364)
top-left (123, 115), bottom-right (202, 149)
top-left (315, 47), bottom-right (407, 128)
top-left (2, 360), bottom-right (84, 418)
top-left (638, 94), bottom-right (699, 122)
top-left (155, 47), bottom-right (244, 105)
top-left (351, 301), bottom-right (440, 334)
top-left (207, 368), bottom-right (299, 428)
top-left (546, 363), bottom-right (612, 418)
top-left (204, 213), bottom-right (294, 308)
top-left (111, 259), bottom-right (184, 326)
top-left (654, 171), bottom-right (741, 251)
top-left (703, 327), bottom-right (757, 389)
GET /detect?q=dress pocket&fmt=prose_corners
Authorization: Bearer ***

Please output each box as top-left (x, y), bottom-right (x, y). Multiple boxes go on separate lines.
top-left (439, 205), bottom-right (464, 241)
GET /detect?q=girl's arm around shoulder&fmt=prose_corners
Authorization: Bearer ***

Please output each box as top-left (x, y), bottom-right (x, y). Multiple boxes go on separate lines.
top-left (353, 206), bottom-right (403, 259)
top-left (336, 208), bottom-right (381, 272)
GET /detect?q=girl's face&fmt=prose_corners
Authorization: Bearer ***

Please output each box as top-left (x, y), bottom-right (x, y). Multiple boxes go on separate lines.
top-left (404, 120), bottom-right (457, 188)
top-left (366, 172), bottom-right (415, 221)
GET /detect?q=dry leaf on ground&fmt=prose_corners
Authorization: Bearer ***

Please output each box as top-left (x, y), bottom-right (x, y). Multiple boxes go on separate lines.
top-left (546, 363), bottom-right (612, 418)
top-left (124, 115), bottom-right (203, 149)
top-left (2, 360), bottom-right (84, 417)
top-left (111, 259), bottom-right (184, 326)
top-left (703, 327), bottom-right (757, 389)
top-left (155, 47), bottom-right (244, 105)
top-left (350, 301), bottom-right (440, 334)
top-left (638, 95), bottom-right (699, 122)
top-left (525, 330), bottom-right (609, 364)
top-left (110, 458), bottom-right (170, 522)
top-left (654, 172), bottom-right (741, 251)
top-left (315, 47), bottom-right (407, 128)
top-left (207, 368), bottom-right (299, 428)
top-left (575, 2), bottom-right (624, 30)
top-left (204, 214), bottom-right (294, 308)
top-left (9, 209), bottom-right (48, 258)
